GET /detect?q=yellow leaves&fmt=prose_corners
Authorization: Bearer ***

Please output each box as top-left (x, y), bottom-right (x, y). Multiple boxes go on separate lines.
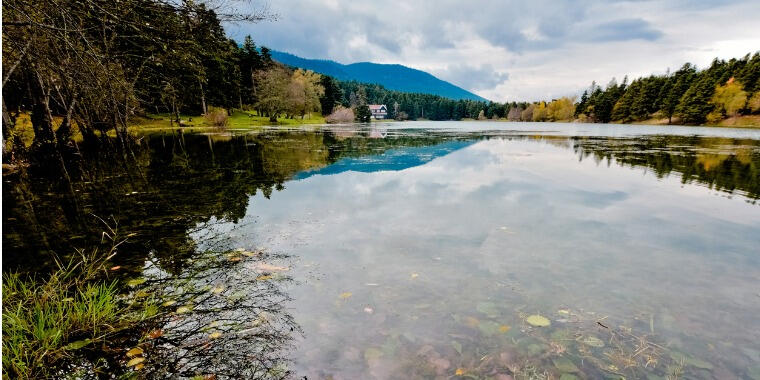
top-left (256, 274), bottom-right (273, 281)
top-left (526, 314), bottom-right (551, 327)
top-left (162, 300), bottom-right (177, 307)
top-left (126, 347), bottom-right (143, 357)
top-left (410, 273), bottom-right (419, 279)
top-left (455, 368), bottom-right (465, 376)
top-left (127, 357), bottom-right (145, 367)
top-left (339, 292), bottom-right (352, 299)
top-left (558, 309), bottom-right (570, 315)
top-left (209, 331), bottom-right (222, 339)
top-left (712, 79), bottom-right (747, 116)
top-left (498, 325), bottom-right (511, 333)
top-left (176, 305), bottom-right (192, 314)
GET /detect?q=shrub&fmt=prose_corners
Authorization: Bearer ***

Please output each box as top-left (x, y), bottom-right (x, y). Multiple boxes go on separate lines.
top-left (204, 106), bottom-right (229, 127)
top-left (325, 106), bottom-right (355, 123)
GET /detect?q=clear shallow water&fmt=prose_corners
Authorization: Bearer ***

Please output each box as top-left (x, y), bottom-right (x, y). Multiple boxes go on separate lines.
top-left (3, 123), bottom-right (760, 379)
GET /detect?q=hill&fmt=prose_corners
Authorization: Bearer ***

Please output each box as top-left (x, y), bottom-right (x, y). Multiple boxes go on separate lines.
top-left (270, 50), bottom-right (487, 101)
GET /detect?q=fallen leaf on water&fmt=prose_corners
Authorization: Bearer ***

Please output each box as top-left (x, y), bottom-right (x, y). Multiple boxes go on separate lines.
top-left (176, 306), bottom-right (192, 314)
top-left (463, 316), bottom-right (480, 328)
top-left (127, 278), bottom-right (146, 287)
top-left (526, 314), bottom-right (551, 327)
top-left (455, 368), bottom-right (465, 375)
top-left (126, 347), bottom-right (143, 357)
top-left (558, 309), bottom-right (570, 315)
top-left (410, 273), bottom-right (419, 279)
top-left (339, 292), bottom-right (352, 299)
top-left (161, 300), bottom-right (176, 307)
top-left (127, 357), bottom-right (145, 367)
top-left (580, 335), bottom-right (605, 348)
top-left (499, 325), bottom-right (511, 333)
top-left (147, 329), bottom-right (163, 339)
top-left (211, 285), bottom-right (225, 294)
top-left (255, 263), bottom-right (289, 272)
top-left (451, 340), bottom-right (463, 355)
top-left (209, 331), bottom-right (222, 339)
top-left (64, 339), bottom-right (91, 350)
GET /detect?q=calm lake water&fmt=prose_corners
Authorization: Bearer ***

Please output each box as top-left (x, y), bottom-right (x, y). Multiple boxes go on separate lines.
top-left (3, 122), bottom-right (760, 379)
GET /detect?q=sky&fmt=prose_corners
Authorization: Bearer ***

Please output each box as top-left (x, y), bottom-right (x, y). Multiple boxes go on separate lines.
top-left (226, 0), bottom-right (760, 102)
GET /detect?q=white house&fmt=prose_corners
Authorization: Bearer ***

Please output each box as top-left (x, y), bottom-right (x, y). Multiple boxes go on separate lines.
top-left (368, 104), bottom-right (388, 119)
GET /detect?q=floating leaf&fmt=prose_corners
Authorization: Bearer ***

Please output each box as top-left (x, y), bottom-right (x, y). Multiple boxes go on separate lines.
top-left (147, 329), bottom-right (163, 339)
top-left (209, 331), bottom-right (222, 339)
top-left (227, 291), bottom-right (246, 302)
top-left (526, 314), bottom-right (551, 327)
top-left (478, 321), bottom-right (500, 337)
top-left (126, 347), bottom-right (143, 357)
top-left (476, 302), bottom-right (499, 316)
top-left (127, 278), bottom-right (146, 287)
top-left (255, 263), bottom-right (289, 272)
top-left (339, 292), bottom-right (352, 299)
top-left (552, 357), bottom-right (579, 373)
top-left (162, 300), bottom-right (177, 307)
top-left (455, 368), bottom-right (465, 375)
top-left (211, 285), bottom-right (225, 294)
top-left (127, 357), bottom-right (145, 367)
top-left (410, 273), bottom-right (419, 279)
top-left (134, 363), bottom-right (144, 371)
top-left (558, 309), bottom-right (570, 315)
top-left (176, 306), bottom-right (192, 314)
top-left (364, 347), bottom-right (383, 361)
top-left (64, 339), bottom-right (91, 350)
top-left (451, 340), bottom-right (463, 355)
top-left (499, 325), bottom-right (511, 333)
top-left (580, 335), bottom-right (605, 348)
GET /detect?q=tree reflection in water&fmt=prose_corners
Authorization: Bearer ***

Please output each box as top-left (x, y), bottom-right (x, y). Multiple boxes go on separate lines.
top-left (131, 228), bottom-right (299, 379)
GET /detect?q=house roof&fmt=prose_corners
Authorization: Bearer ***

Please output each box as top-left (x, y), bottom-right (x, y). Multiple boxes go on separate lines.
top-left (368, 104), bottom-right (387, 111)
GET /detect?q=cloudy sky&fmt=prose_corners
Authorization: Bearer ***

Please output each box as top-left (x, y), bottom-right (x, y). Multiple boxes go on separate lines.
top-left (227, 0), bottom-right (760, 102)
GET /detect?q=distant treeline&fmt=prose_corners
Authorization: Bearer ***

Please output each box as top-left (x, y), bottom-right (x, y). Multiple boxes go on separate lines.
top-left (3, 0), bottom-right (760, 162)
top-left (330, 53), bottom-right (760, 124)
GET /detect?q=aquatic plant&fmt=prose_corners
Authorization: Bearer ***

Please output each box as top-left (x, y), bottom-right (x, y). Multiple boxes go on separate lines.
top-left (1, 235), bottom-right (156, 379)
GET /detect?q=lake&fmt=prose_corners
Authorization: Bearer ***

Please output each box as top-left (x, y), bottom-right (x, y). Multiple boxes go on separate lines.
top-left (3, 121), bottom-right (760, 379)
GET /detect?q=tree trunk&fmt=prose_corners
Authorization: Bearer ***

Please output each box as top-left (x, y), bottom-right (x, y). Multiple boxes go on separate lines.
top-left (199, 79), bottom-right (207, 115)
top-left (55, 99), bottom-right (77, 145)
top-left (30, 72), bottom-right (56, 149)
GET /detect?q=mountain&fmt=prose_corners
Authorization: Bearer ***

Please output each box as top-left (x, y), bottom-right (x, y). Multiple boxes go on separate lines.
top-left (270, 50), bottom-right (487, 101)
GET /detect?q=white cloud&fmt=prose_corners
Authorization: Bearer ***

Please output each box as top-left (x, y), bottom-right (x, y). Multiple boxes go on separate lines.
top-left (226, 0), bottom-right (760, 102)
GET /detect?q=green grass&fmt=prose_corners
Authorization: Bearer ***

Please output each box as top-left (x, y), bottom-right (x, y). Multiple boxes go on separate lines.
top-left (2, 246), bottom-right (157, 379)
top-left (129, 109), bottom-right (327, 133)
